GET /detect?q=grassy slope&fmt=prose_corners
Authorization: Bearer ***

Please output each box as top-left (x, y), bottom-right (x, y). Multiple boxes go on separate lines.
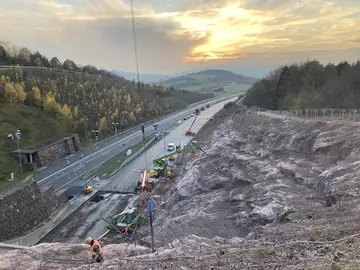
top-left (0, 103), bottom-right (69, 179)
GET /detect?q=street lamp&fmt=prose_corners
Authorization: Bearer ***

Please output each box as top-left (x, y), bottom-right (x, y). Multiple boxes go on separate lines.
top-left (91, 129), bottom-right (99, 150)
top-left (7, 130), bottom-right (23, 174)
top-left (112, 122), bottom-right (119, 134)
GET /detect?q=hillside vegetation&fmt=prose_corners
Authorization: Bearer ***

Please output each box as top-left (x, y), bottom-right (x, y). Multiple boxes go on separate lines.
top-left (243, 60), bottom-right (360, 109)
top-left (0, 103), bottom-right (70, 182)
top-left (0, 42), bottom-right (213, 180)
top-left (161, 69), bottom-right (258, 93)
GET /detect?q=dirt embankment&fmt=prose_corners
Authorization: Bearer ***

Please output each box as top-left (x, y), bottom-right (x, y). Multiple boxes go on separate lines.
top-left (147, 107), bottom-right (360, 268)
top-left (3, 106), bottom-right (360, 269)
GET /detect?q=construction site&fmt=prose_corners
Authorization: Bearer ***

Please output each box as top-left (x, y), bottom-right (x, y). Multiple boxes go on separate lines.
top-left (2, 101), bottom-right (360, 269)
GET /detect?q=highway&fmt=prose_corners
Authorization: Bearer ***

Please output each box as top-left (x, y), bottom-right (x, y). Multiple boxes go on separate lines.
top-left (107, 98), bottom-right (237, 192)
top-left (39, 97), bottom-right (237, 244)
top-left (36, 95), bottom-right (237, 191)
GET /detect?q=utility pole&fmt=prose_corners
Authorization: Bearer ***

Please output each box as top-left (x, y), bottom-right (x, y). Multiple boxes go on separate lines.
top-left (92, 129), bottom-right (99, 150)
top-left (112, 122), bottom-right (119, 134)
top-left (148, 199), bottom-right (155, 253)
top-left (163, 135), bottom-right (166, 156)
top-left (141, 123), bottom-right (147, 170)
top-left (141, 123), bottom-right (145, 141)
top-left (15, 130), bottom-right (23, 174)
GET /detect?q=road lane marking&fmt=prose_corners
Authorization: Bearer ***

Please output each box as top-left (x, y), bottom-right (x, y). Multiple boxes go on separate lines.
top-left (38, 97), bottom-right (233, 185)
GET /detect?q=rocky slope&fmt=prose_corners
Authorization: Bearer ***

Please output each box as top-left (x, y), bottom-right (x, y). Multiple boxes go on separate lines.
top-left (2, 106), bottom-right (360, 269)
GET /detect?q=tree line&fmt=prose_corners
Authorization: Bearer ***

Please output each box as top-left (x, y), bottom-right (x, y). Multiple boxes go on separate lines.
top-left (243, 60), bottom-right (360, 110)
top-left (0, 42), bottom-right (213, 142)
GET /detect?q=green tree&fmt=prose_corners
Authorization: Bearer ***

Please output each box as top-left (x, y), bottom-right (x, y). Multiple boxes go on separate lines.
top-left (60, 104), bottom-right (72, 119)
top-left (99, 116), bottom-right (109, 136)
top-left (74, 117), bottom-right (90, 141)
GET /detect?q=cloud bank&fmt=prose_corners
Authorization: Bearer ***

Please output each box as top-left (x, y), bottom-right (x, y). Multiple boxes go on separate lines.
top-left (1, 0), bottom-right (360, 75)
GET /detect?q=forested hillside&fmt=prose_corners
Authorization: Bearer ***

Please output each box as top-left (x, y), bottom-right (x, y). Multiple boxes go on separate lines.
top-left (0, 43), bottom-right (213, 140)
top-left (243, 60), bottom-right (360, 110)
top-left (0, 42), bottom-right (213, 180)
top-left (161, 69), bottom-right (257, 93)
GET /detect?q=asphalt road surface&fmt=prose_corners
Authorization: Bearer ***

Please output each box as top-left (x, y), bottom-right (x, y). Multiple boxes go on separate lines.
top-left (106, 98), bottom-right (237, 193)
top-left (40, 97), bottom-right (237, 243)
top-left (36, 95), bottom-right (236, 191)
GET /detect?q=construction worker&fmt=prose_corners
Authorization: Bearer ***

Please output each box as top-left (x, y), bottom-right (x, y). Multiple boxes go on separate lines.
top-left (86, 237), bottom-right (104, 264)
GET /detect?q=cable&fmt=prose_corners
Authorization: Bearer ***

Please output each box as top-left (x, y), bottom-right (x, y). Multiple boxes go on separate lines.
top-left (129, 0), bottom-right (148, 172)
top-left (130, 0), bottom-right (141, 98)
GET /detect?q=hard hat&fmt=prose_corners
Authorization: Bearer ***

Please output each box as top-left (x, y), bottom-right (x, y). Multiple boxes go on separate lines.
top-left (86, 237), bottom-right (92, 244)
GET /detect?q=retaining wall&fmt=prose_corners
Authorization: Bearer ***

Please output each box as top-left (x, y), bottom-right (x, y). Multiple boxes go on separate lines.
top-left (0, 182), bottom-right (68, 241)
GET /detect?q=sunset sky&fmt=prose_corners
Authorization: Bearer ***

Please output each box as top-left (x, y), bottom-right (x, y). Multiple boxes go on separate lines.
top-left (1, 0), bottom-right (360, 77)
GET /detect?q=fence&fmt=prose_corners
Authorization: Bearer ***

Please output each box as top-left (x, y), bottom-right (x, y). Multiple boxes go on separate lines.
top-left (253, 107), bottom-right (360, 123)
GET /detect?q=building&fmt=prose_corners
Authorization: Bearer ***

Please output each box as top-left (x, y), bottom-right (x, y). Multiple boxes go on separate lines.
top-left (12, 134), bottom-right (81, 169)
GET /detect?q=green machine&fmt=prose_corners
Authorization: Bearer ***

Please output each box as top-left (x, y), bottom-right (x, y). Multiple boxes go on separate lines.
top-left (106, 207), bottom-right (147, 233)
top-left (149, 145), bottom-right (182, 178)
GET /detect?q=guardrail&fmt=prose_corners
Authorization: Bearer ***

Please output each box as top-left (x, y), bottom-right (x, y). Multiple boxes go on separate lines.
top-left (251, 107), bottom-right (360, 123)
top-left (83, 95), bottom-right (235, 182)
top-left (95, 94), bottom-right (235, 147)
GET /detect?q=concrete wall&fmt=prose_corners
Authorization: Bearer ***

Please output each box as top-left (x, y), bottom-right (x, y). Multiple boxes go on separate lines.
top-left (35, 135), bottom-right (81, 167)
top-left (36, 143), bottom-right (61, 166)
top-left (0, 182), bottom-right (68, 241)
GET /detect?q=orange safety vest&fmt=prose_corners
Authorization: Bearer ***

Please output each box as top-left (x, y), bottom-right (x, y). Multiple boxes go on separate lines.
top-left (90, 240), bottom-right (103, 255)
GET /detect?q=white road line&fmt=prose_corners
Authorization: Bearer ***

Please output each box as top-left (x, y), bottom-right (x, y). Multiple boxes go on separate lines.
top-left (37, 97), bottom-right (234, 185)
top-left (37, 131), bottom-right (142, 184)
top-left (101, 150), bottom-right (110, 156)
top-left (73, 164), bottom-right (84, 172)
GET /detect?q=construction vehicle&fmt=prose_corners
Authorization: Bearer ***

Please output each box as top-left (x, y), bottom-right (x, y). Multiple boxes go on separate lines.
top-left (83, 185), bottom-right (93, 194)
top-left (195, 108), bottom-right (200, 115)
top-left (149, 147), bottom-right (182, 178)
top-left (185, 116), bottom-right (197, 136)
top-left (167, 169), bottom-right (174, 178)
top-left (106, 207), bottom-right (147, 234)
top-left (135, 169), bottom-right (152, 192)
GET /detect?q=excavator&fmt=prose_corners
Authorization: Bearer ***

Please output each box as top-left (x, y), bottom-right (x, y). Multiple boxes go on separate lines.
top-left (185, 116), bottom-right (197, 136)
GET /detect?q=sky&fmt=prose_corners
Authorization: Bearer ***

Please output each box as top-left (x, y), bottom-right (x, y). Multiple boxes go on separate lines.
top-left (1, 0), bottom-right (360, 77)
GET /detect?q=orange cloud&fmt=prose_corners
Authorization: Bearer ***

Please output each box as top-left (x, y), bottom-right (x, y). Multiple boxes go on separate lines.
top-left (2, 0), bottom-right (360, 67)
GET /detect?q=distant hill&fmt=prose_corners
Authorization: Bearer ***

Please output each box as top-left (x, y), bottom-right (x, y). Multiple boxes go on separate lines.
top-left (111, 70), bottom-right (171, 83)
top-left (160, 69), bottom-right (259, 93)
top-left (0, 42), bottom-right (213, 180)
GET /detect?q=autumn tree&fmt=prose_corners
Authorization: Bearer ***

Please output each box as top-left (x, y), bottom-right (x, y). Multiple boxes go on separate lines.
top-left (27, 86), bottom-right (41, 105)
top-left (60, 104), bottom-right (72, 119)
top-left (43, 92), bottom-right (60, 115)
top-left (0, 42), bottom-right (213, 141)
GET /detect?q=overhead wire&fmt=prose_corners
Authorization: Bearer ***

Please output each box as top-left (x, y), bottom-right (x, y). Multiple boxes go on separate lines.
top-left (130, 0), bottom-right (141, 99)
top-left (130, 0), bottom-right (148, 170)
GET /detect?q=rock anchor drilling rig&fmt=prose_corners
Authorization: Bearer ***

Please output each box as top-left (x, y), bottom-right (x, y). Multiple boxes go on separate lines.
top-left (185, 116), bottom-right (197, 136)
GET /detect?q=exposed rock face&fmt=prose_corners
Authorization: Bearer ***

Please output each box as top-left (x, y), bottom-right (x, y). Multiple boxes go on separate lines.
top-left (150, 111), bottom-right (360, 254)
top-left (3, 110), bottom-right (360, 269)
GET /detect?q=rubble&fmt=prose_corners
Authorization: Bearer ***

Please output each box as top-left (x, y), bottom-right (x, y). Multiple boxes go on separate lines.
top-left (3, 109), bottom-right (360, 269)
